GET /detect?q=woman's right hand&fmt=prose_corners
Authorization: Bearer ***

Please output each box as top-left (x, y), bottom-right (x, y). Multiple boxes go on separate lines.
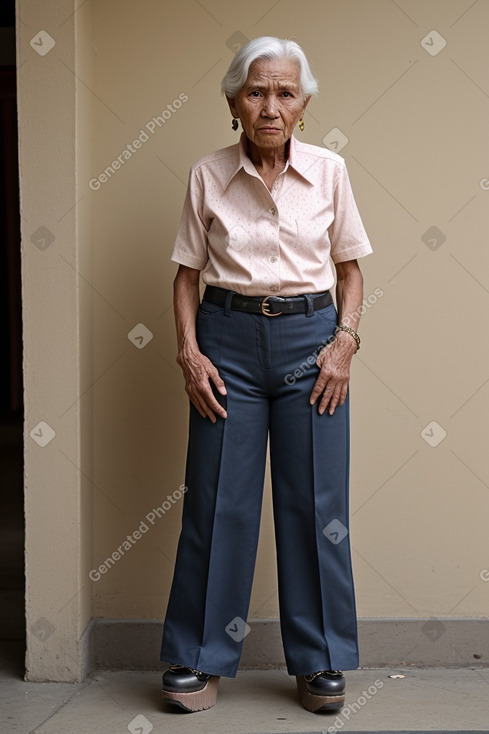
top-left (173, 264), bottom-right (227, 422)
top-left (177, 343), bottom-right (227, 423)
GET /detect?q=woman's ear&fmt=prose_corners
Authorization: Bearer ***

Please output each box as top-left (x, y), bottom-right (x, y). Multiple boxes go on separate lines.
top-left (302, 95), bottom-right (312, 114)
top-left (226, 96), bottom-right (239, 119)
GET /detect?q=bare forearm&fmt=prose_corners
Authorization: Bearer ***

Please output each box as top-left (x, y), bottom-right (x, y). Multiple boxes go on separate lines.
top-left (335, 260), bottom-right (364, 333)
top-left (173, 264), bottom-right (227, 421)
top-left (173, 265), bottom-right (200, 358)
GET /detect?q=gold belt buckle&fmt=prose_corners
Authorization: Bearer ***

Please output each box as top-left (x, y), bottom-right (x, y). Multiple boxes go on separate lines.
top-left (260, 295), bottom-right (283, 317)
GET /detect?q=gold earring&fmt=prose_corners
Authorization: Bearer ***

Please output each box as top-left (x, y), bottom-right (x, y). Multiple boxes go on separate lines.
top-left (232, 118), bottom-right (239, 131)
top-left (298, 118), bottom-right (304, 132)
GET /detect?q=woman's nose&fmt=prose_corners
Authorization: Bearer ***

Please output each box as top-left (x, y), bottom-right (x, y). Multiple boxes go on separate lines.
top-left (261, 95), bottom-right (279, 117)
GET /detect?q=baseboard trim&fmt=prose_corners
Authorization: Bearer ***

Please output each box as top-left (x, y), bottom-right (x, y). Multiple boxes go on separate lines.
top-left (89, 617), bottom-right (489, 672)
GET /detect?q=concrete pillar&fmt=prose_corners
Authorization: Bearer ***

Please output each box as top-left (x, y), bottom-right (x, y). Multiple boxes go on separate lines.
top-left (18, 0), bottom-right (93, 682)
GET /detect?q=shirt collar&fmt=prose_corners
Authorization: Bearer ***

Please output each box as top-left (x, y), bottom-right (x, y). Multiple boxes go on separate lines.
top-left (224, 133), bottom-right (316, 189)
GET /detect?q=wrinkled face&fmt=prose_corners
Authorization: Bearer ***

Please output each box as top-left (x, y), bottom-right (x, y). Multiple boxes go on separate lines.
top-left (227, 58), bottom-right (310, 151)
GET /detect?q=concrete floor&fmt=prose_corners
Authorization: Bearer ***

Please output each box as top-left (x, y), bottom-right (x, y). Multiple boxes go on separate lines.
top-left (2, 416), bottom-right (489, 733)
top-left (2, 639), bottom-right (489, 734)
top-left (2, 418), bottom-right (489, 733)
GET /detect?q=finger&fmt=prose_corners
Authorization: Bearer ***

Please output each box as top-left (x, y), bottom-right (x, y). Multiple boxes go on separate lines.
top-left (191, 382), bottom-right (227, 421)
top-left (203, 360), bottom-right (227, 399)
top-left (206, 378), bottom-right (228, 419)
top-left (210, 370), bottom-right (227, 396)
top-left (318, 384), bottom-right (335, 415)
top-left (327, 383), bottom-right (349, 416)
top-left (191, 393), bottom-right (220, 423)
top-left (318, 376), bottom-right (348, 415)
top-left (309, 374), bottom-right (329, 405)
top-left (190, 394), bottom-right (212, 421)
top-left (207, 397), bottom-right (227, 420)
top-left (194, 393), bottom-right (225, 422)
top-left (327, 390), bottom-right (340, 416)
top-left (312, 365), bottom-right (337, 407)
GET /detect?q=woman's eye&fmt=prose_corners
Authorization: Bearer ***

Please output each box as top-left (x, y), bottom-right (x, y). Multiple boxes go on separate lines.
top-left (250, 91), bottom-right (261, 97)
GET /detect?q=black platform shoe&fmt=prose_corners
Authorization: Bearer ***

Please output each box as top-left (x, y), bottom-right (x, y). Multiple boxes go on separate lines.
top-left (296, 669), bottom-right (345, 712)
top-left (162, 664), bottom-right (220, 712)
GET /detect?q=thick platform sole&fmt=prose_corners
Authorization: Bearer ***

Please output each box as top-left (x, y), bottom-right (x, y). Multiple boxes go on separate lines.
top-left (162, 675), bottom-right (220, 712)
top-left (296, 675), bottom-right (345, 713)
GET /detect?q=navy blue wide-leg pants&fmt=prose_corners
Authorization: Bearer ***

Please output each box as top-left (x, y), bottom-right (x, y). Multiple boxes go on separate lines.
top-left (160, 297), bottom-right (359, 677)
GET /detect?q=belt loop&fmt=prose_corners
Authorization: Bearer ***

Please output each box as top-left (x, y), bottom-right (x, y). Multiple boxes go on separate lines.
top-left (304, 294), bottom-right (314, 317)
top-left (224, 290), bottom-right (234, 317)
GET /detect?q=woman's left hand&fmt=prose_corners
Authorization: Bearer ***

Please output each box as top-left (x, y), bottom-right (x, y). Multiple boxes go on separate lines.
top-left (309, 332), bottom-right (357, 415)
top-left (310, 259), bottom-right (363, 415)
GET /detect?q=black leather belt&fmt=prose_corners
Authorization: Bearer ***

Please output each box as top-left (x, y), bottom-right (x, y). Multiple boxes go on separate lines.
top-left (203, 285), bottom-right (333, 317)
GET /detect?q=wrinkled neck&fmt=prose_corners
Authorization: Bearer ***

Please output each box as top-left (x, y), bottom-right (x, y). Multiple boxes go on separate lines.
top-left (246, 137), bottom-right (290, 173)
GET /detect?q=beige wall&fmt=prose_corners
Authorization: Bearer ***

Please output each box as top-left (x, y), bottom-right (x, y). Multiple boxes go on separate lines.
top-left (20, 0), bottom-right (489, 681)
top-left (19, 0), bottom-right (94, 681)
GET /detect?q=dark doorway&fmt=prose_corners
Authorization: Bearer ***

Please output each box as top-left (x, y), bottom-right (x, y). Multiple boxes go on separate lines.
top-left (0, 0), bottom-right (25, 677)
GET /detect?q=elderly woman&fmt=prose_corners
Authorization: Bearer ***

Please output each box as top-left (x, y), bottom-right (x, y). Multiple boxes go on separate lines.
top-left (160, 36), bottom-right (372, 714)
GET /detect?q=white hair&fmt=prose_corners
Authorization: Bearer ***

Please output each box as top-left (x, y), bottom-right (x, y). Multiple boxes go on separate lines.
top-left (221, 36), bottom-right (319, 99)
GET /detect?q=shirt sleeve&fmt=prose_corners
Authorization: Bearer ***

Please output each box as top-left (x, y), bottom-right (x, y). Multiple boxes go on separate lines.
top-left (170, 165), bottom-right (210, 270)
top-left (328, 160), bottom-right (373, 264)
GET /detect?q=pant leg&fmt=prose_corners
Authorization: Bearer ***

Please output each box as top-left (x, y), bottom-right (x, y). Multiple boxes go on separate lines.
top-left (160, 302), bottom-right (270, 677)
top-left (268, 305), bottom-right (359, 674)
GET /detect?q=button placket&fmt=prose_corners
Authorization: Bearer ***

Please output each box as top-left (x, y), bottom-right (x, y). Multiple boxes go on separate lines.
top-left (261, 185), bottom-right (281, 292)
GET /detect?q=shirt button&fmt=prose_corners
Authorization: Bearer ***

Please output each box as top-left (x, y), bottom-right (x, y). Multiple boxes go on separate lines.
top-left (269, 284), bottom-right (279, 292)
top-left (269, 256), bottom-right (278, 263)
top-left (269, 207), bottom-right (277, 215)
